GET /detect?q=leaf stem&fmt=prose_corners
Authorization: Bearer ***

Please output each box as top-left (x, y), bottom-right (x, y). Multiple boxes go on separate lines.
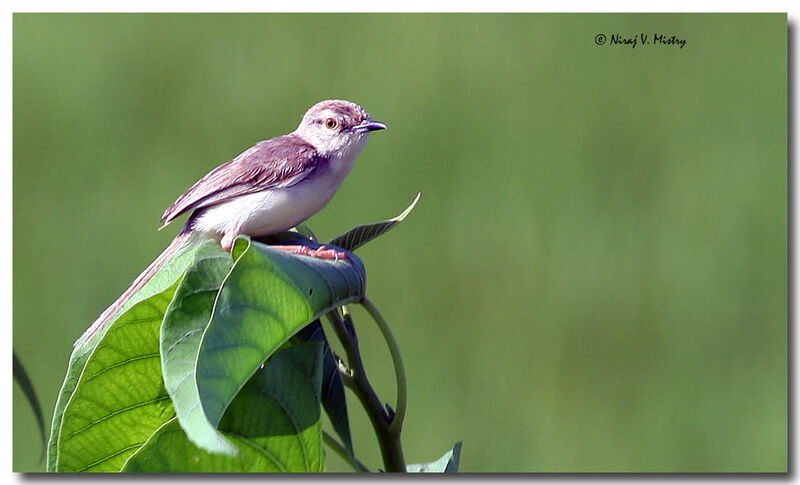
top-left (360, 297), bottom-right (407, 436)
top-left (322, 431), bottom-right (370, 472)
top-left (325, 308), bottom-right (406, 472)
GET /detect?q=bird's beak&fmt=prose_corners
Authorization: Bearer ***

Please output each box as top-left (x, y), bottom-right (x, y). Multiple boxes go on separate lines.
top-left (351, 120), bottom-right (387, 134)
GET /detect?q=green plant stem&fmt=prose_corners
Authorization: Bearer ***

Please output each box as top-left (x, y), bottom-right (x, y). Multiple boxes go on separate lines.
top-left (360, 297), bottom-right (407, 436)
top-left (322, 431), bottom-right (370, 472)
top-left (325, 309), bottom-right (406, 472)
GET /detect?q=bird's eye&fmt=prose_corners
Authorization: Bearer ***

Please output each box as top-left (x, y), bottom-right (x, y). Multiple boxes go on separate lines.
top-left (325, 118), bottom-right (338, 130)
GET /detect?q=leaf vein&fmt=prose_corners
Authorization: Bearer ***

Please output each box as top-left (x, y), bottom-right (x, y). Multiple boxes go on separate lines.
top-left (63, 395), bottom-right (171, 441)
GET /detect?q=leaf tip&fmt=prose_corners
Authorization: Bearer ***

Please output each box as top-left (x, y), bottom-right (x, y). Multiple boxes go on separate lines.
top-left (231, 235), bottom-right (251, 260)
top-left (394, 192), bottom-right (421, 222)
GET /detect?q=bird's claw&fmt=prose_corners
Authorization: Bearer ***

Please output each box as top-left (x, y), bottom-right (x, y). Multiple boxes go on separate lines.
top-left (272, 244), bottom-right (348, 261)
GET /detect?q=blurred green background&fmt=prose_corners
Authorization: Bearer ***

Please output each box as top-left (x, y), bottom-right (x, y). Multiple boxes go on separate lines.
top-left (13, 13), bottom-right (786, 472)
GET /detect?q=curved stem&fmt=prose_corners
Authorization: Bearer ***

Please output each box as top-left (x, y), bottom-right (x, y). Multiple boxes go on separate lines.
top-left (322, 431), bottom-right (370, 472)
top-left (325, 308), bottom-right (406, 472)
top-left (360, 297), bottom-right (407, 435)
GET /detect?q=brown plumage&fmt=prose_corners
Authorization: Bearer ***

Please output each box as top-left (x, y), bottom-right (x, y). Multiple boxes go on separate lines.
top-left (160, 134), bottom-right (321, 229)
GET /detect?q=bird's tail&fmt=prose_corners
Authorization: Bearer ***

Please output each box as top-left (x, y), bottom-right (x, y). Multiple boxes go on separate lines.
top-left (75, 230), bottom-right (193, 347)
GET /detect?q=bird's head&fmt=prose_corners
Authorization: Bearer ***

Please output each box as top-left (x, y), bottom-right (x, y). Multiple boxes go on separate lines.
top-left (295, 99), bottom-right (386, 158)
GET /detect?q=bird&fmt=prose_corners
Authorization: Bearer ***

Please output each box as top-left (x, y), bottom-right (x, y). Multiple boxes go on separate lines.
top-left (77, 99), bottom-right (386, 346)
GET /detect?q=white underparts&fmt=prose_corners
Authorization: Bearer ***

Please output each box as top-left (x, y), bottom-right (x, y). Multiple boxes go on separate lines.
top-left (191, 134), bottom-right (368, 247)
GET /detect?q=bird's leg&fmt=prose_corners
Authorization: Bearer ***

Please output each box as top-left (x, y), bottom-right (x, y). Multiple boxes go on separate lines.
top-left (219, 229), bottom-right (345, 260)
top-left (272, 245), bottom-right (348, 261)
top-left (220, 231), bottom-right (238, 252)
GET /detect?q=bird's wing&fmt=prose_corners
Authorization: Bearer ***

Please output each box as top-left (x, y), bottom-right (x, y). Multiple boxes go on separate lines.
top-left (160, 135), bottom-right (320, 228)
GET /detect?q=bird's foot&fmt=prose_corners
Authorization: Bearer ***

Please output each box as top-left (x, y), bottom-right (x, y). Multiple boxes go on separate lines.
top-left (272, 245), bottom-right (348, 261)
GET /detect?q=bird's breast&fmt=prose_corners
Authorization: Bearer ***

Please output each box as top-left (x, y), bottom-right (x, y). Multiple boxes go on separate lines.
top-left (192, 155), bottom-right (355, 238)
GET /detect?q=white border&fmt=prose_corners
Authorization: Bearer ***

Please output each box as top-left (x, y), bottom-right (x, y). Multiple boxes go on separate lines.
top-left (4, 4), bottom-right (795, 483)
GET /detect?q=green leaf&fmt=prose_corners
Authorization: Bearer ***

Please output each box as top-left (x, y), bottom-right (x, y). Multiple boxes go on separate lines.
top-left (121, 419), bottom-right (282, 472)
top-left (165, 236), bottom-right (365, 456)
top-left (48, 333), bottom-right (97, 471)
top-left (329, 192), bottom-right (421, 252)
top-left (123, 343), bottom-right (325, 472)
top-left (160, 251), bottom-right (236, 455)
top-left (296, 320), bottom-right (353, 460)
top-left (47, 238), bottom-right (222, 471)
top-left (406, 442), bottom-right (463, 473)
top-left (52, 279), bottom-right (182, 472)
top-left (220, 341), bottom-right (324, 472)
